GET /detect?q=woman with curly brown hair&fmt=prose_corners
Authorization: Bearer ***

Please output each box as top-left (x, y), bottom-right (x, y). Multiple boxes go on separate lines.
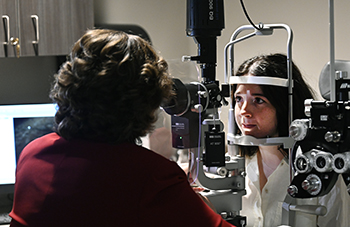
top-left (9, 29), bottom-right (234, 227)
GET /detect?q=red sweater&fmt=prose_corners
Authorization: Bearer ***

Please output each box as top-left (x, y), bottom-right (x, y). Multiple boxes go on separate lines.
top-left (10, 133), bottom-right (234, 227)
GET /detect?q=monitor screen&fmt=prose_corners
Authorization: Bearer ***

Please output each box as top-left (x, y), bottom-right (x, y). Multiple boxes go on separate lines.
top-left (0, 103), bottom-right (57, 190)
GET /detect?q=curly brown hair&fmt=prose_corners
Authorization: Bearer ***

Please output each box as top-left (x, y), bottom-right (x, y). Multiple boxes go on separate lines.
top-left (50, 29), bottom-right (174, 143)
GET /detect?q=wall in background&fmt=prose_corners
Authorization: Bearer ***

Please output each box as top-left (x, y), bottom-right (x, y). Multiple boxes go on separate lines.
top-left (94, 0), bottom-right (350, 97)
top-left (94, 0), bottom-right (195, 62)
top-left (221, 0), bottom-right (350, 98)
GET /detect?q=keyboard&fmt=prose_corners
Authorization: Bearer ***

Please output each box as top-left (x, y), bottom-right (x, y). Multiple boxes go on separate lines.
top-left (0, 213), bottom-right (11, 224)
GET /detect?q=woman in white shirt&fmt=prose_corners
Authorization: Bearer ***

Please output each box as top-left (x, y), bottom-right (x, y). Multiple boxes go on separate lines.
top-left (232, 53), bottom-right (349, 227)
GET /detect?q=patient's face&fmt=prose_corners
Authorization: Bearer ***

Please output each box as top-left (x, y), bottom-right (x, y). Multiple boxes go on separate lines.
top-left (234, 84), bottom-right (278, 138)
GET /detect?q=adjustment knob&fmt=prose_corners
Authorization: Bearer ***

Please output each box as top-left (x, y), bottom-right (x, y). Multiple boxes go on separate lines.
top-left (288, 185), bottom-right (298, 197)
top-left (324, 131), bottom-right (341, 143)
top-left (304, 99), bottom-right (313, 117)
top-left (193, 104), bottom-right (203, 112)
top-left (289, 119), bottom-right (309, 141)
top-left (216, 167), bottom-right (228, 176)
top-left (301, 174), bottom-right (322, 196)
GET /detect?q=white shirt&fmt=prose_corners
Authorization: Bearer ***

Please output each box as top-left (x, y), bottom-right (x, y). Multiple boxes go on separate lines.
top-left (240, 153), bottom-right (350, 227)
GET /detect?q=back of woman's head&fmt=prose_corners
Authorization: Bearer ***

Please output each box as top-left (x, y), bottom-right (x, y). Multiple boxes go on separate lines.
top-left (234, 53), bottom-right (315, 137)
top-left (50, 29), bottom-right (174, 143)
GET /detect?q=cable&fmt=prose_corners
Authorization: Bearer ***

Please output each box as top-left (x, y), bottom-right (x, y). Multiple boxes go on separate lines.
top-left (189, 83), bottom-right (203, 186)
top-left (240, 0), bottom-right (263, 30)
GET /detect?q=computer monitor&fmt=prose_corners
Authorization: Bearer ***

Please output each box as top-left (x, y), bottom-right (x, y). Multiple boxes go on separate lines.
top-left (0, 103), bottom-right (57, 197)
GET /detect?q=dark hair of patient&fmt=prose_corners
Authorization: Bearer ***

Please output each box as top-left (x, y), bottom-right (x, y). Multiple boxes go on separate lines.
top-left (232, 53), bottom-right (315, 157)
top-left (50, 29), bottom-right (174, 144)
